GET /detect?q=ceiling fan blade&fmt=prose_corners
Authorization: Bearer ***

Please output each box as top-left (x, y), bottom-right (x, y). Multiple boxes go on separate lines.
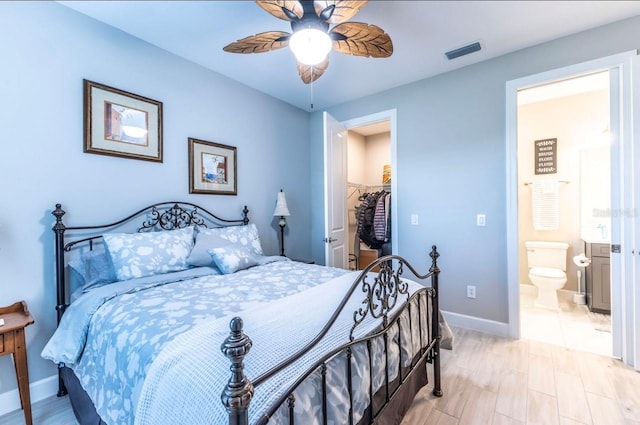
top-left (330, 22), bottom-right (393, 58)
top-left (313, 0), bottom-right (368, 24)
top-left (256, 1), bottom-right (304, 21)
top-left (223, 31), bottom-right (291, 54)
top-left (297, 57), bottom-right (329, 84)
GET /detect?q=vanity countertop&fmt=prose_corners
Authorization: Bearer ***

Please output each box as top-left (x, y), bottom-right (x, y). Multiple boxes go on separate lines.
top-left (582, 239), bottom-right (610, 245)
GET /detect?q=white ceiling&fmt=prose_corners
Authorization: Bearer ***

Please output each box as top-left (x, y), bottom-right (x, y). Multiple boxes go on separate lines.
top-left (58, 1), bottom-right (640, 111)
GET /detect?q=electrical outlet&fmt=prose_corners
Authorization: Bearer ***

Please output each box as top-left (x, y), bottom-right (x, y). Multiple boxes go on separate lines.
top-left (476, 214), bottom-right (486, 226)
top-left (466, 285), bottom-right (476, 299)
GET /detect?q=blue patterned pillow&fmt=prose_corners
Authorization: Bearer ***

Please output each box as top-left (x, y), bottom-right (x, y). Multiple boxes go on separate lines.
top-left (198, 223), bottom-right (263, 256)
top-left (103, 227), bottom-right (195, 281)
top-left (68, 248), bottom-right (117, 301)
top-left (207, 244), bottom-right (259, 274)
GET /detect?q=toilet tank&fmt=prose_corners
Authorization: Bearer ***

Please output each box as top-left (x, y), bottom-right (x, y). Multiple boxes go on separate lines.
top-left (525, 241), bottom-right (569, 271)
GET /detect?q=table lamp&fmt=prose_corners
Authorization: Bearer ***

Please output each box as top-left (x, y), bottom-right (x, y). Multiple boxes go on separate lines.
top-left (273, 189), bottom-right (290, 256)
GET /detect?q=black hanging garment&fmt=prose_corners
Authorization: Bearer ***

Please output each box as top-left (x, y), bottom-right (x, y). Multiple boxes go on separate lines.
top-left (357, 191), bottom-right (389, 250)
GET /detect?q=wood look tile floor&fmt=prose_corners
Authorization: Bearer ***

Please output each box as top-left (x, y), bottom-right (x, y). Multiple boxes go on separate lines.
top-left (400, 327), bottom-right (640, 425)
top-left (520, 289), bottom-right (612, 357)
top-left (2, 326), bottom-right (638, 425)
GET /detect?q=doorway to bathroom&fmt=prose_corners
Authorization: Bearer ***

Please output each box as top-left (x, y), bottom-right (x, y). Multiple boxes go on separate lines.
top-left (515, 71), bottom-right (612, 357)
top-left (506, 50), bottom-right (640, 368)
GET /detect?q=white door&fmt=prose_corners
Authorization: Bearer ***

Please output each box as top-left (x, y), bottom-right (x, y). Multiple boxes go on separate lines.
top-left (630, 55), bottom-right (640, 369)
top-left (610, 54), bottom-right (639, 368)
top-left (608, 64), bottom-right (625, 361)
top-left (323, 111), bottom-right (348, 268)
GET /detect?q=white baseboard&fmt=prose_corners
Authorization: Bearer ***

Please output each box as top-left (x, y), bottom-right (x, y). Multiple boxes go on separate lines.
top-left (441, 310), bottom-right (511, 338)
top-left (0, 374), bottom-right (58, 417)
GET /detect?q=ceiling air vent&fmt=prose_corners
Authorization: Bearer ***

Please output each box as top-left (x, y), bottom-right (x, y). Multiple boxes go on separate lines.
top-left (445, 41), bottom-right (482, 60)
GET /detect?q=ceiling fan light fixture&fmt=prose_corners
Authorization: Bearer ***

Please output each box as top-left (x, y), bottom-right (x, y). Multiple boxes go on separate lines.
top-left (289, 28), bottom-right (332, 66)
top-left (224, 1), bottom-right (392, 84)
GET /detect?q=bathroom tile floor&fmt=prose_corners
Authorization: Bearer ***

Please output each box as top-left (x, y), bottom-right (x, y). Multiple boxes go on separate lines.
top-left (520, 288), bottom-right (612, 357)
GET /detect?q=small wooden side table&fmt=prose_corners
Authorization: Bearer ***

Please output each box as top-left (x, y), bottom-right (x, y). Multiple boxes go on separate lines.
top-left (0, 301), bottom-right (35, 425)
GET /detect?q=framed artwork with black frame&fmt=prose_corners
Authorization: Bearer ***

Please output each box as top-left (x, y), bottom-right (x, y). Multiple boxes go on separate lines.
top-left (83, 79), bottom-right (163, 162)
top-left (188, 137), bottom-right (237, 195)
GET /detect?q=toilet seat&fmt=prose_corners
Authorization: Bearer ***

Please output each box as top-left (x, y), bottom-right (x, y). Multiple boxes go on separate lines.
top-left (529, 267), bottom-right (565, 279)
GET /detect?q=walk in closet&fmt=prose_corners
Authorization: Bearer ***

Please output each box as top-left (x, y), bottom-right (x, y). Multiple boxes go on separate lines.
top-left (346, 122), bottom-right (391, 271)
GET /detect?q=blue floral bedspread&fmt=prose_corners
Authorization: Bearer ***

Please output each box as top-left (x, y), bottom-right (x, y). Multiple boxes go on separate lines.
top-left (42, 259), bottom-right (348, 425)
top-left (134, 271), bottom-right (427, 425)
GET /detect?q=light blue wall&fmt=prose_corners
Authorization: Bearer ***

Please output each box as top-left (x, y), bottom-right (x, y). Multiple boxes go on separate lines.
top-left (0, 2), bottom-right (310, 396)
top-left (310, 16), bottom-right (640, 323)
top-left (2, 0), bottom-right (640, 407)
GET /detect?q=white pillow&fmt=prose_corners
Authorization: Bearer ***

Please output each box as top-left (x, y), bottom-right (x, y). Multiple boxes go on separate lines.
top-left (103, 227), bottom-right (195, 281)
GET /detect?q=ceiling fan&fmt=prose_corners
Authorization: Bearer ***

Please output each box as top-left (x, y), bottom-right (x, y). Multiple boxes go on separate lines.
top-left (223, 1), bottom-right (393, 84)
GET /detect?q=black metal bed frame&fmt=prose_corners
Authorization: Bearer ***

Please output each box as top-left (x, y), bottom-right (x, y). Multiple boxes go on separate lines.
top-left (221, 250), bottom-right (442, 425)
top-left (51, 201), bottom-right (442, 425)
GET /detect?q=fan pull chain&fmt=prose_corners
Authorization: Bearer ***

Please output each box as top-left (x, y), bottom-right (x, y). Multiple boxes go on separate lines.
top-left (310, 67), bottom-right (315, 110)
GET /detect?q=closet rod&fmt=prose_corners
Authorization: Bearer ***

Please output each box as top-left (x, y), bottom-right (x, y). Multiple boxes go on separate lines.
top-left (347, 182), bottom-right (390, 199)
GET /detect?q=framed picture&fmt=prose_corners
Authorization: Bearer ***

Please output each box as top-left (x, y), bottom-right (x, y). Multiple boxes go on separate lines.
top-left (84, 79), bottom-right (163, 162)
top-left (189, 138), bottom-right (237, 195)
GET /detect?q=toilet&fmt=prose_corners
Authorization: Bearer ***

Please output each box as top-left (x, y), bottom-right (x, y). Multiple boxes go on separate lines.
top-left (525, 241), bottom-right (569, 311)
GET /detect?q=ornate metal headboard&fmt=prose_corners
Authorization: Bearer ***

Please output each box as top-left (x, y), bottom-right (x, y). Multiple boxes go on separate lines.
top-left (51, 201), bottom-right (249, 323)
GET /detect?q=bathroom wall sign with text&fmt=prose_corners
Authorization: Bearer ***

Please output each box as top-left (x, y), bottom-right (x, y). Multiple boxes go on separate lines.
top-left (534, 138), bottom-right (557, 174)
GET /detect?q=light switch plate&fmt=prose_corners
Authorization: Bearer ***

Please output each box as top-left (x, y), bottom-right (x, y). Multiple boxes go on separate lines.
top-left (467, 285), bottom-right (476, 299)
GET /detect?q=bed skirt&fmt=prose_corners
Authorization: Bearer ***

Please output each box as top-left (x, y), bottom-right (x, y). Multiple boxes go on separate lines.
top-left (360, 357), bottom-right (429, 425)
top-left (60, 359), bottom-right (428, 425)
top-left (60, 366), bottom-right (106, 425)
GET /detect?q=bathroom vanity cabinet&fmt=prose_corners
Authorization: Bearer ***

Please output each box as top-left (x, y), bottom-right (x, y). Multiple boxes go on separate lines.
top-left (585, 242), bottom-right (611, 314)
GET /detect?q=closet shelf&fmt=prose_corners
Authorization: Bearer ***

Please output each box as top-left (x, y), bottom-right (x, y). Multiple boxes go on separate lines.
top-left (348, 181), bottom-right (391, 198)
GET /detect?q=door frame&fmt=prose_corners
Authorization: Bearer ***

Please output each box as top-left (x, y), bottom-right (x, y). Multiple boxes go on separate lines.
top-left (341, 108), bottom-right (398, 256)
top-left (631, 55), bottom-right (640, 369)
top-left (505, 50), bottom-right (637, 365)
top-left (323, 108), bottom-right (398, 266)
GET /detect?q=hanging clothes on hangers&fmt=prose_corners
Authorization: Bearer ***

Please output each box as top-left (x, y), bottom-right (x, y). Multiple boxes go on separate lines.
top-left (356, 190), bottom-right (390, 250)
top-left (373, 192), bottom-right (391, 242)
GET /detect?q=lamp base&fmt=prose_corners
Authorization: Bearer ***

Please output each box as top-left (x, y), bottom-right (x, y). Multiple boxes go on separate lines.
top-left (279, 217), bottom-right (287, 257)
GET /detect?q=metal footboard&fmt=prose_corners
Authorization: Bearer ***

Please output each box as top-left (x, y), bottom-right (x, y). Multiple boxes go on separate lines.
top-left (222, 246), bottom-right (442, 425)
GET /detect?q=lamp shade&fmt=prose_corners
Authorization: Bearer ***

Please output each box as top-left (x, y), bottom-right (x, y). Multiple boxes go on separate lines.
top-left (273, 190), bottom-right (290, 217)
